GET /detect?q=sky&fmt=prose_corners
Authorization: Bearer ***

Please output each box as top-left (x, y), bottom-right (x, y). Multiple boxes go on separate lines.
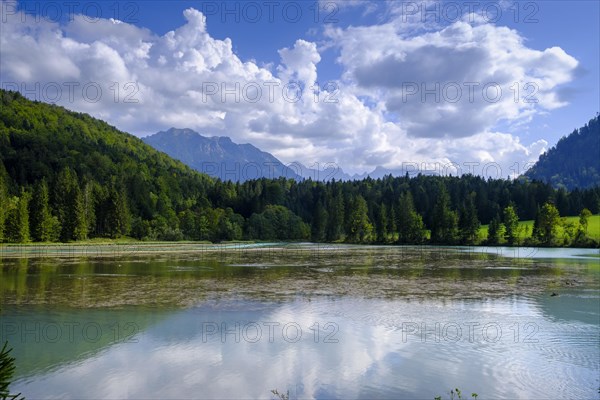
top-left (1, 0), bottom-right (598, 177)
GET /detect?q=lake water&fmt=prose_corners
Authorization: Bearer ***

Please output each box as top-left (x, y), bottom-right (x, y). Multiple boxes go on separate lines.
top-left (0, 244), bottom-right (598, 399)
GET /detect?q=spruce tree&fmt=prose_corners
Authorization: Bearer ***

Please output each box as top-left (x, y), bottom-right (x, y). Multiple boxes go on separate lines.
top-left (431, 185), bottom-right (459, 244)
top-left (348, 195), bottom-right (372, 242)
top-left (375, 203), bottom-right (388, 243)
top-left (4, 191), bottom-right (30, 243)
top-left (0, 173), bottom-right (7, 243)
top-left (55, 168), bottom-right (87, 241)
top-left (311, 201), bottom-right (328, 242)
top-left (30, 179), bottom-right (54, 242)
top-left (459, 194), bottom-right (481, 245)
top-left (326, 191), bottom-right (344, 242)
top-left (487, 214), bottom-right (504, 245)
top-left (503, 205), bottom-right (520, 245)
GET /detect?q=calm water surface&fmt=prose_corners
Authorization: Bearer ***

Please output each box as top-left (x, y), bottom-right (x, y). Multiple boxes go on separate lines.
top-left (0, 244), bottom-right (598, 399)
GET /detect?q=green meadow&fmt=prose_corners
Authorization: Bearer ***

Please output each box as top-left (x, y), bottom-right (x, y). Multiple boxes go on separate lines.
top-left (478, 214), bottom-right (600, 243)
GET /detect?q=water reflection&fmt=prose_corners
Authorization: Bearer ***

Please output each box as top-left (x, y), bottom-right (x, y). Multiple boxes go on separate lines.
top-left (6, 296), bottom-right (599, 399)
top-left (0, 245), bottom-right (598, 399)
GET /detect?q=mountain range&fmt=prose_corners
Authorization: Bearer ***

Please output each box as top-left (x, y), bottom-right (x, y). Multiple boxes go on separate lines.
top-left (143, 128), bottom-right (433, 182)
top-left (143, 128), bottom-right (303, 182)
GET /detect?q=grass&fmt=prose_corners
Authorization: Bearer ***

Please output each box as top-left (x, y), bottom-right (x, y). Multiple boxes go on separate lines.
top-left (478, 214), bottom-right (600, 243)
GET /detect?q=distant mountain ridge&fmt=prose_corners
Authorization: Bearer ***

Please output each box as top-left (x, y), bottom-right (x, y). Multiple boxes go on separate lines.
top-left (144, 128), bottom-right (442, 182)
top-left (145, 116), bottom-right (600, 187)
top-left (524, 116), bottom-right (600, 190)
top-left (292, 163), bottom-right (436, 181)
top-left (143, 128), bottom-right (303, 182)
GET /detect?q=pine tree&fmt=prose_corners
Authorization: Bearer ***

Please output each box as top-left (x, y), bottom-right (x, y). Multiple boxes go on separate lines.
top-left (30, 179), bottom-right (55, 242)
top-left (459, 194), bottom-right (481, 244)
top-left (82, 181), bottom-right (97, 237)
top-left (311, 201), bottom-right (328, 242)
top-left (347, 195), bottom-right (372, 242)
top-left (487, 214), bottom-right (503, 245)
top-left (398, 192), bottom-right (425, 244)
top-left (503, 205), bottom-right (520, 245)
top-left (104, 183), bottom-right (131, 238)
top-left (54, 168), bottom-right (87, 241)
top-left (198, 214), bottom-right (210, 241)
top-left (431, 185), bottom-right (459, 244)
top-left (386, 203), bottom-right (396, 241)
top-left (4, 191), bottom-right (30, 243)
top-left (0, 172), bottom-right (7, 243)
top-left (397, 192), bottom-right (426, 244)
top-left (375, 203), bottom-right (388, 243)
top-left (326, 191), bottom-right (344, 242)
top-left (72, 184), bottom-right (88, 241)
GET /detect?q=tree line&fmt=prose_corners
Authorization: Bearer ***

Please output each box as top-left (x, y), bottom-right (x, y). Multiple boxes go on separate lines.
top-left (1, 89), bottom-right (599, 247)
top-left (1, 168), bottom-right (598, 247)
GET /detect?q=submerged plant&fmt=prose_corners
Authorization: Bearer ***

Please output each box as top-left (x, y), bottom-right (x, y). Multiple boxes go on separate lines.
top-left (434, 387), bottom-right (478, 400)
top-left (271, 388), bottom-right (290, 400)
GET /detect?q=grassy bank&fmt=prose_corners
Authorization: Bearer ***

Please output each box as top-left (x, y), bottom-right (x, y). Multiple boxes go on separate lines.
top-left (478, 214), bottom-right (600, 242)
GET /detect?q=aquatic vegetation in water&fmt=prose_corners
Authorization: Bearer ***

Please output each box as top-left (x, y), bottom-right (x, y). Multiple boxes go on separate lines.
top-left (434, 388), bottom-right (478, 400)
top-left (271, 388), bottom-right (289, 400)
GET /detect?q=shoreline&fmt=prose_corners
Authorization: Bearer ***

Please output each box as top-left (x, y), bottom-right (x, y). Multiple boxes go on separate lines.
top-left (0, 241), bottom-right (598, 260)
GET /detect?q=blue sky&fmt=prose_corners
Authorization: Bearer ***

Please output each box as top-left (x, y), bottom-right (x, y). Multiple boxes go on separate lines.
top-left (2, 0), bottom-right (599, 176)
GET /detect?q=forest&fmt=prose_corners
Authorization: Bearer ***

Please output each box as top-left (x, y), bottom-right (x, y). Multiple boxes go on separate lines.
top-left (524, 115), bottom-right (600, 190)
top-left (1, 89), bottom-right (599, 247)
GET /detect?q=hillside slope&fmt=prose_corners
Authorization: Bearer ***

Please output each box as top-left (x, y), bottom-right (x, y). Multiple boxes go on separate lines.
top-left (524, 116), bottom-right (600, 189)
top-left (0, 89), bottom-right (214, 240)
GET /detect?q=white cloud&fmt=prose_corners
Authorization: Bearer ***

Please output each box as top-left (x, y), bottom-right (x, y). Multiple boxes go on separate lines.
top-left (0, 1), bottom-right (576, 176)
top-left (327, 20), bottom-right (578, 140)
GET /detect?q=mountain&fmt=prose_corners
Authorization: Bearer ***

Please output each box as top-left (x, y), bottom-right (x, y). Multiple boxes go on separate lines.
top-left (524, 116), bottom-right (600, 190)
top-left (143, 128), bottom-right (303, 182)
top-left (292, 161), bottom-right (353, 181)
top-left (143, 129), bottom-right (440, 183)
top-left (293, 163), bottom-right (439, 181)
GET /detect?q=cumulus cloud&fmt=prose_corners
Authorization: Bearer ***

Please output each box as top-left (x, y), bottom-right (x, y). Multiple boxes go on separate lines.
top-left (327, 20), bottom-right (578, 139)
top-left (0, 1), bottom-right (576, 176)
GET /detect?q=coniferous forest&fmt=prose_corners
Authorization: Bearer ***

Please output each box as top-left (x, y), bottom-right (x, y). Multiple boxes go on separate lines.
top-left (524, 116), bottom-right (600, 190)
top-left (1, 90), bottom-right (599, 247)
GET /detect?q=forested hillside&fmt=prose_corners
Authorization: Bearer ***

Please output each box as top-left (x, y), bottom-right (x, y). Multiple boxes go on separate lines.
top-left (1, 90), bottom-right (599, 246)
top-left (524, 116), bottom-right (600, 189)
top-left (0, 89), bottom-right (215, 241)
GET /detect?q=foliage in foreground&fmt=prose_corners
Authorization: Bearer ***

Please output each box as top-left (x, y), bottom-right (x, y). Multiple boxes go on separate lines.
top-left (0, 341), bottom-right (23, 400)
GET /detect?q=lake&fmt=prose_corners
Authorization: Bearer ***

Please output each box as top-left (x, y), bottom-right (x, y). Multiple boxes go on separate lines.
top-left (0, 244), bottom-right (598, 399)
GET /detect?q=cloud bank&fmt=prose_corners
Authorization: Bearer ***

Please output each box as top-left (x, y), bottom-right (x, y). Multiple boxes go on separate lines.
top-left (0, 1), bottom-right (579, 176)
